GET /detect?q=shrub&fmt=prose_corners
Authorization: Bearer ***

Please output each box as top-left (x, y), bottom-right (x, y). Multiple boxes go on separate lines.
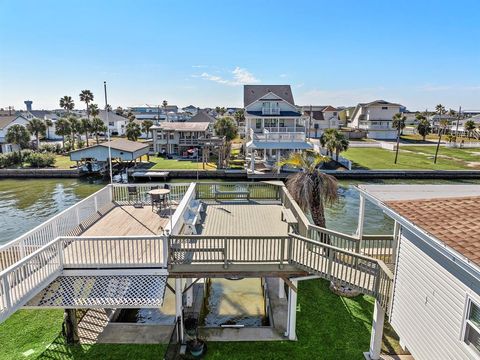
top-left (21, 149), bottom-right (34, 159)
top-left (0, 152), bottom-right (22, 168)
top-left (76, 140), bottom-right (85, 149)
top-left (25, 152), bottom-right (56, 168)
top-left (39, 143), bottom-right (62, 154)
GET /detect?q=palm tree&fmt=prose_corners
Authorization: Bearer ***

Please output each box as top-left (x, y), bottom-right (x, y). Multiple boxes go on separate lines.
top-left (234, 109), bottom-right (245, 125)
top-left (6, 125), bottom-right (31, 158)
top-left (435, 104), bottom-right (446, 134)
top-left (59, 96), bottom-right (75, 113)
top-left (69, 116), bottom-right (81, 150)
top-left (126, 122), bottom-right (141, 141)
top-left (45, 119), bottom-right (53, 139)
top-left (105, 104), bottom-right (112, 112)
top-left (55, 118), bottom-right (71, 149)
top-left (320, 129), bottom-right (349, 161)
top-left (90, 117), bottom-right (107, 144)
top-left (141, 120), bottom-right (154, 139)
top-left (416, 115), bottom-right (432, 141)
top-left (434, 119), bottom-right (449, 164)
top-left (26, 118), bottom-right (47, 149)
top-left (162, 100), bottom-right (168, 121)
top-left (79, 90), bottom-right (94, 120)
top-left (392, 113), bottom-right (406, 164)
top-left (81, 118), bottom-right (92, 147)
top-left (464, 120), bottom-right (476, 139)
top-left (89, 104), bottom-right (100, 118)
top-left (214, 117), bottom-right (238, 167)
top-left (278, 151), bottom-right (338, 227)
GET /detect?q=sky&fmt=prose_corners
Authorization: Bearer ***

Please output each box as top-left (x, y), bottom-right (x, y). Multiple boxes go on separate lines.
top-left (0, 0), bottom-right (479, 112)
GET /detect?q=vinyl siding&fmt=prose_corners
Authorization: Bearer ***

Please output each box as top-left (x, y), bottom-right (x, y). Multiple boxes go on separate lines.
top-left (391, 228), bottom-right (480, 360)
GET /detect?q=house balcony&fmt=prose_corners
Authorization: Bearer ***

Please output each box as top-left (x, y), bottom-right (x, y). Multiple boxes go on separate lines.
top-left (262, 108), bottom-right (281, 115)
top-left (250, 128), bottom-right (306, 142)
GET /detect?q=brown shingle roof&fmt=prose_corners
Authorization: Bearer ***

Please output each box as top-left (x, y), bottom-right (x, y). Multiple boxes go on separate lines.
top-left (386, 196), bottom-right (480, 266)
top-left (153, 122), bottom-right (210, 132)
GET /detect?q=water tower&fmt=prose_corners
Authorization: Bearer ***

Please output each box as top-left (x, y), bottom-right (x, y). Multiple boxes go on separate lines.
top-left (24, 100), bottom-right (33, 112)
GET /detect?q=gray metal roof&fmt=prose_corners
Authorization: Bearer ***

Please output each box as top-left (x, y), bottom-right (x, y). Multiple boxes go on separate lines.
top-left (188, 110), bottom-right (216, 123)
top-left (244, 85), bottom-right (295, 107)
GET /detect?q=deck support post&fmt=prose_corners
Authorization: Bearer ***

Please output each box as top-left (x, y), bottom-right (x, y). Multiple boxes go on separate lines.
top-left (278, 278), bottom-right (286, 299)
top-left (285, 279), bottom-right (298, 340)
top-left (356, 194), bottom-right (366, 251)
top-left (185, 278), bottom-right (193, 307)
top-left (175, 278), bottom-right (184, 343)
top-left (63, 309), bottom-right (79, 345)
top-left (369, 299), bottom-right (385, 360)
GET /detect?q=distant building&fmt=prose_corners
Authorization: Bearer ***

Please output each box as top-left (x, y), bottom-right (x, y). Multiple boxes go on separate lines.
top-left (350, 100), bottom-right (403, 140)
top-left (0, 114), bottom-right (32, 153)
top-left (182, 105), bottom-right (199, 116)
top-left (151, 121), bottom-right (213, 155)
top-left (301, 105), bottom-right (340, 138)
top-left (188, 110), bottom-right (216, 123)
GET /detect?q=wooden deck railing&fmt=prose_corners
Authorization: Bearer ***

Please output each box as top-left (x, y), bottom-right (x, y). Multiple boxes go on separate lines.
top-left (0, 186), bottom-right (113, 271)
top-left (112, 183), bottom-right (190, 205)
top-left (195, 182), bottom-right (281, 201)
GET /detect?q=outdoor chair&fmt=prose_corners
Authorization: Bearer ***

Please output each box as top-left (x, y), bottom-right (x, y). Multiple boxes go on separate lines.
top-left (127, 186), bottom-right (142, 208)
top-left (151, 193), bottom-right (162, 212)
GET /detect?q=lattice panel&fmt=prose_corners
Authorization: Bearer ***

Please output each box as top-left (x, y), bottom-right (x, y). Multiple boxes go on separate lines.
top-left (26, 275), bottom-right (167, 308)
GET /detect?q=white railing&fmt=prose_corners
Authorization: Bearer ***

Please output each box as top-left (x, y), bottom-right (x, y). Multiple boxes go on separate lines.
top-left (259, 131), bottom-right (306, 142)
top-left (0, 186), bottom-right (113, 271)
top-left (168, 182), bottom-right (197, 235)
top-left (262, 108), bottom-right (281, 115)
top-left (111, 183), bottom-right (190, 205)
top-left (263, 126), bottom-right (305, 133)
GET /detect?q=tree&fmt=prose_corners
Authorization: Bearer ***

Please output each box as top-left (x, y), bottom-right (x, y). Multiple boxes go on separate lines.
top-left (6, 124), bottom-right (30, 157)
top-left (126, 121), bottom-right (141, 141)
top-left (435, 104), bottom-right (446, 134)
top-left (434, 119), bottom-right (449, 164)
top-left (214, 117), bottom-right (238, 141)
top-left (162, 100), bottom-right (168, 121)
top-left (79, 90), bottom-right (94, 120)
top-left (234, 109), bottom-right (245, 124)
top-left (90, 117), bottom-right (107, 144)
top-left (45, 119), bottom-right (53, 139)
top-left (105, 104), bottom-right (112, 112)
top-left (55, 118), bottom-right (71, 149)
top-left (69, 116), bottom-right (82, 150)
top-left (464, 120), bottom-right (476, 139)
top-left (26, 118), bottom-right (47, 149)
top-left (319, 129), bottom-right (349, 161)
top-left (392, 113), bottom-right (406, 164)
top-left (416, 115), bottom-right (432, 141)
top-left (141, 120), bottom-right (154, 139)
top-left (115, 106), bottom-right (124, 116)
top-left (81, 118), bottom-right (92, 147)
top-left (59, 96), bottom-right (74, 113)
top-left (89, 104), bottom-right (100, 118)
top-left (278, 150), bottom-right (338, 227)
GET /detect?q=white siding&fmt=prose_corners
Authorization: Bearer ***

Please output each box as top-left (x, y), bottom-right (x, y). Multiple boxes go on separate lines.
top-left (391, 228), bottom-right (480, 360)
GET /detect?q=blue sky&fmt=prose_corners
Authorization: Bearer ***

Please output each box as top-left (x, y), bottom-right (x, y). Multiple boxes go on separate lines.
top-left (1, 0), bottom-right (479, 111)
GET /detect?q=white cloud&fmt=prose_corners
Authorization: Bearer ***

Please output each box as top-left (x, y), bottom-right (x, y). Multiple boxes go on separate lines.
top-left (192, 67), bottom-right (259, 86)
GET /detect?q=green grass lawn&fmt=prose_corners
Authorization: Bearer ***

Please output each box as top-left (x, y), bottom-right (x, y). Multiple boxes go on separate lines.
top-left (53, 155), bottom-right (77, 169)
top-left (343, 147), bottom-right (480, 170)
top-left (148, 156), bottom-right (217, 170)
top-left (0, 280), bottom-right (403, 360)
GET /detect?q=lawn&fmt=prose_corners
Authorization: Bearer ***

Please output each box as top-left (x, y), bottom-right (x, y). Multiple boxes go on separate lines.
top-left (53, 155), bottom-right (77, 169)
top-left (0, 280), bottom-right (402, 360)
top-left (148, 156), bottom-right (217, 170)
top-left (342, 147), bottom-right (480, 170)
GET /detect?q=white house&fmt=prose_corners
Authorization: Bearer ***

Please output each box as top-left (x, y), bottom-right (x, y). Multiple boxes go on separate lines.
top-left (244, 85), bottom-right (312, 170)
top-left (0, 115), bottom-right (32, 153)
top-left (301, 105), bottom-right (340, 138)
top-left (358, 184), bottom-right (480, 360)
top-left (350, 100), bottom-right (403, 140)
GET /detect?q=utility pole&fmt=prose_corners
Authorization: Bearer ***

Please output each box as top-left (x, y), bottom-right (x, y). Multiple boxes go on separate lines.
top-left (455, 106), bottom-right (461, 138)
top-left (104, 81), bottom-right (113, 184)
top-left (308, 105), bottom-right (312, 140)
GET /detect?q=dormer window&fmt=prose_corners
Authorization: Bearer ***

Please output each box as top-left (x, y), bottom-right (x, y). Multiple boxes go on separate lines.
top-left (262, 101), bottom-right (280, 115)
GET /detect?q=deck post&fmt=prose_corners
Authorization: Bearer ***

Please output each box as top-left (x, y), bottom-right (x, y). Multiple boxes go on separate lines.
top-left (285, 279), bottom-right (298, 340)
top-left (185, 278), bottom-right (193, 307)
top-left (278, 278), bottom-right (286, 299)
top-left (368, 299), bottom-right (385, 360)
top-left (356, 194), bottom-right (366, 251)
top-left (175, 278), bottom-right (184, 343)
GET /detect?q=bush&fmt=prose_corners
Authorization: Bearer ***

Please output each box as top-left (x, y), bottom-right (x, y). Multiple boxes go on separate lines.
top-left (25, 152), bottom-right (56, 168)
top-left (0, 152), bottom-right (23, 168)
top-left (39, 143), bottom-right (62, 154)
top-left (76, 140), bottom-right (85, 149)
top-left (21, 149), bottom-right (34, 159)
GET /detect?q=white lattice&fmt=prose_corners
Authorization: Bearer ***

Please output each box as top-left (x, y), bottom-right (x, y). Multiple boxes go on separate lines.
top-left (26, 275), bottom-right (167, 308)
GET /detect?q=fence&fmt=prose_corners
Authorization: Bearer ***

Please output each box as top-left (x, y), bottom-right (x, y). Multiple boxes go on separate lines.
top-left (195, 182), bottom-right (281, 201)
top-left (111, 183), bottom-right (190, 205)
top-left (0, 186), bottom-right (113, 271)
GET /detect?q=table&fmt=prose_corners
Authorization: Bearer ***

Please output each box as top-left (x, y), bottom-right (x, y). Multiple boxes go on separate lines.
top-left (148, 189), bottom-right (171, 211)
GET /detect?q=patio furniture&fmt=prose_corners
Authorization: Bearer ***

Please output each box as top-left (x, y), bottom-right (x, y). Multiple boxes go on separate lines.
top-left (148, 188), bottom-right (171, 211)
top-left (127, 186), bottom-right (143, 208)
top-left (150, 193), bottom-right (162, 212)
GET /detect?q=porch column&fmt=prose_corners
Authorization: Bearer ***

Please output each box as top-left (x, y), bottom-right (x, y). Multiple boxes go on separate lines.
top-left (278, 278), bottom-right (286, 299)
top-left (285, 279), bottom-right (298, 340)
top-left (64, 309), bottom-right (79, 345)
top-left (250, 151), bottom-right (255, 172)
top-left (293, 118), bottom-right (296, 132)
top-left (175, 278), bottom-right (184, 343)
top-left (185, 278), bottom-right (193, 307)
top-left (369, 300), bottom-right (385, 360)
top-left (356, 194), bottom-right (366, 251)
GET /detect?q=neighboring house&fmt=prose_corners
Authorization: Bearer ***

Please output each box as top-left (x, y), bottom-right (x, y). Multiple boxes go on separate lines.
top-left (448, 114), bottom-right (480, 133)
top-left (0, 115), bottom-right (32, 153)
top-left (350, 100), bottom-right (403, 140)
top-left (188, 110), bottom-right (216, 123)
top-left (182, 105), bottom-right (199, 116)
top-left (151, 122), bottom-right (212, 155)
top-left (244, 85), bottom-right (312, 170)
top-left (301, 105), bottom-right (340, 138)
top-left (358, 184), bottom-right (480, 360)
top-left (19, 110), bottom-right (62, 140)
top-left (91, 110), bottom-right (128, 136)
top-left (69, 139), bottom-right (149, 163)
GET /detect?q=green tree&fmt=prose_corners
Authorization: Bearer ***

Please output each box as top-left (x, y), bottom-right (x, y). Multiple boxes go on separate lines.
top-left (234, 109), bottom-right (245, 124)
top-left (89, 104), bottom-right (100, 118)
top-left (392, 113), bottom-right (406, 164)
top-left (79, 90), bottom-right (94, 120)
top-left (278, 150), bottom-right (338, 227)
top-left (55, 118), bottom-right (71, 149)
top-left (26, 118), bottom-right (47, 149)
top-left (90, 117), bottom-right (107, 144)
top-left (434, 119), bottom-right (449, 164)
top-left (464, 120), bottom-right (476, 139)
top-left (69, 116), bottom-right (82, 150)
top-left (115, 106), bottom-right (124, 116)
top-left (415, 114), bottom-right (431, 141)
top-left (162, 100), bottom-right (168, 121)
top-left (6, 125), bottom-right (31, 158)
top-left (80, 118), bottom-right (92, 147)
top-left (214, 117), bottom-right (238, 141)
top-left (59, 96), bottom-right (75, 113)
top-left (435, 104), bottom-right (446, 134)
top-left (319, 129), bottom-right (349, 161)
top-left (126, 121), bottom-right (141, 141)
top-left (141, 120), bottom-right (154, 139)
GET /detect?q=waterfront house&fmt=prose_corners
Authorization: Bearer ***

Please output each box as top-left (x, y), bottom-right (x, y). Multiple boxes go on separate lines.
top-left (350, 100), bottom-right (403, 140)
top-left (182, 105), bottom-right (199, 116)
top-left (243, 85), bottom-right (312, 170)
top-left (0, 114), bottom-right (32, 153)
top-left (151, 121), bottom-right (213, 155)
top-left (301, 105), bottom-right (341, 138)
top-left (358, 184), bottom-right (480, 360)
top-left (188, 109), bottom-right (216, 123)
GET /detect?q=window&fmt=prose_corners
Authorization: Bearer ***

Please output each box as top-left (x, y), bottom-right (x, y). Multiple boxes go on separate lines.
top-left (169, 133), bottom-right (174, 140)
top-left (333, 112), bottom-right (337, 116)
top-left (464, 299), bottom-right (480, 354)
top-left (108, 122), bottom-right (114, 126)
top-left (382, 106), bottom-right (388, 110)
top-left (256, 119), bottom-right (262, 129)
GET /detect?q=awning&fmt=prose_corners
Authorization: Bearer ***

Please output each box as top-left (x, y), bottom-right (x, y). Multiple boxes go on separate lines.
top-left (246, 141), bottom-right (313, 150)
top-left (25, 275), bottom-right (168, 308)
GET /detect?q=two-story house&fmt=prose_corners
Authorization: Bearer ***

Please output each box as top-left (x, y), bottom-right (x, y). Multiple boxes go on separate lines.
top-left (0, 115), bottom-right (32, 153)
top-left (350, 100), bottom-right (403, 140)
top-left (151, 122), bottom-right (212, 155)
top-left (244, 85), bottom-right (312, 170)
top-left (301, 105), bottom-right (340, 138)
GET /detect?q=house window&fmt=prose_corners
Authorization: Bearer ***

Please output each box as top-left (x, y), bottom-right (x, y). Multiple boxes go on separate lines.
top-left (333, 112), bottom-right (337, 116)
top-left (382, 106), bottom-right (388, 110)
top-left (464, 299), bottom-right (480, 354)
top-left (256, 119), bottom-right (262, 129)
top-left (108, 122), bottom-right (114, 126)
top-left (169, 133), bottom-right (174, 140)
